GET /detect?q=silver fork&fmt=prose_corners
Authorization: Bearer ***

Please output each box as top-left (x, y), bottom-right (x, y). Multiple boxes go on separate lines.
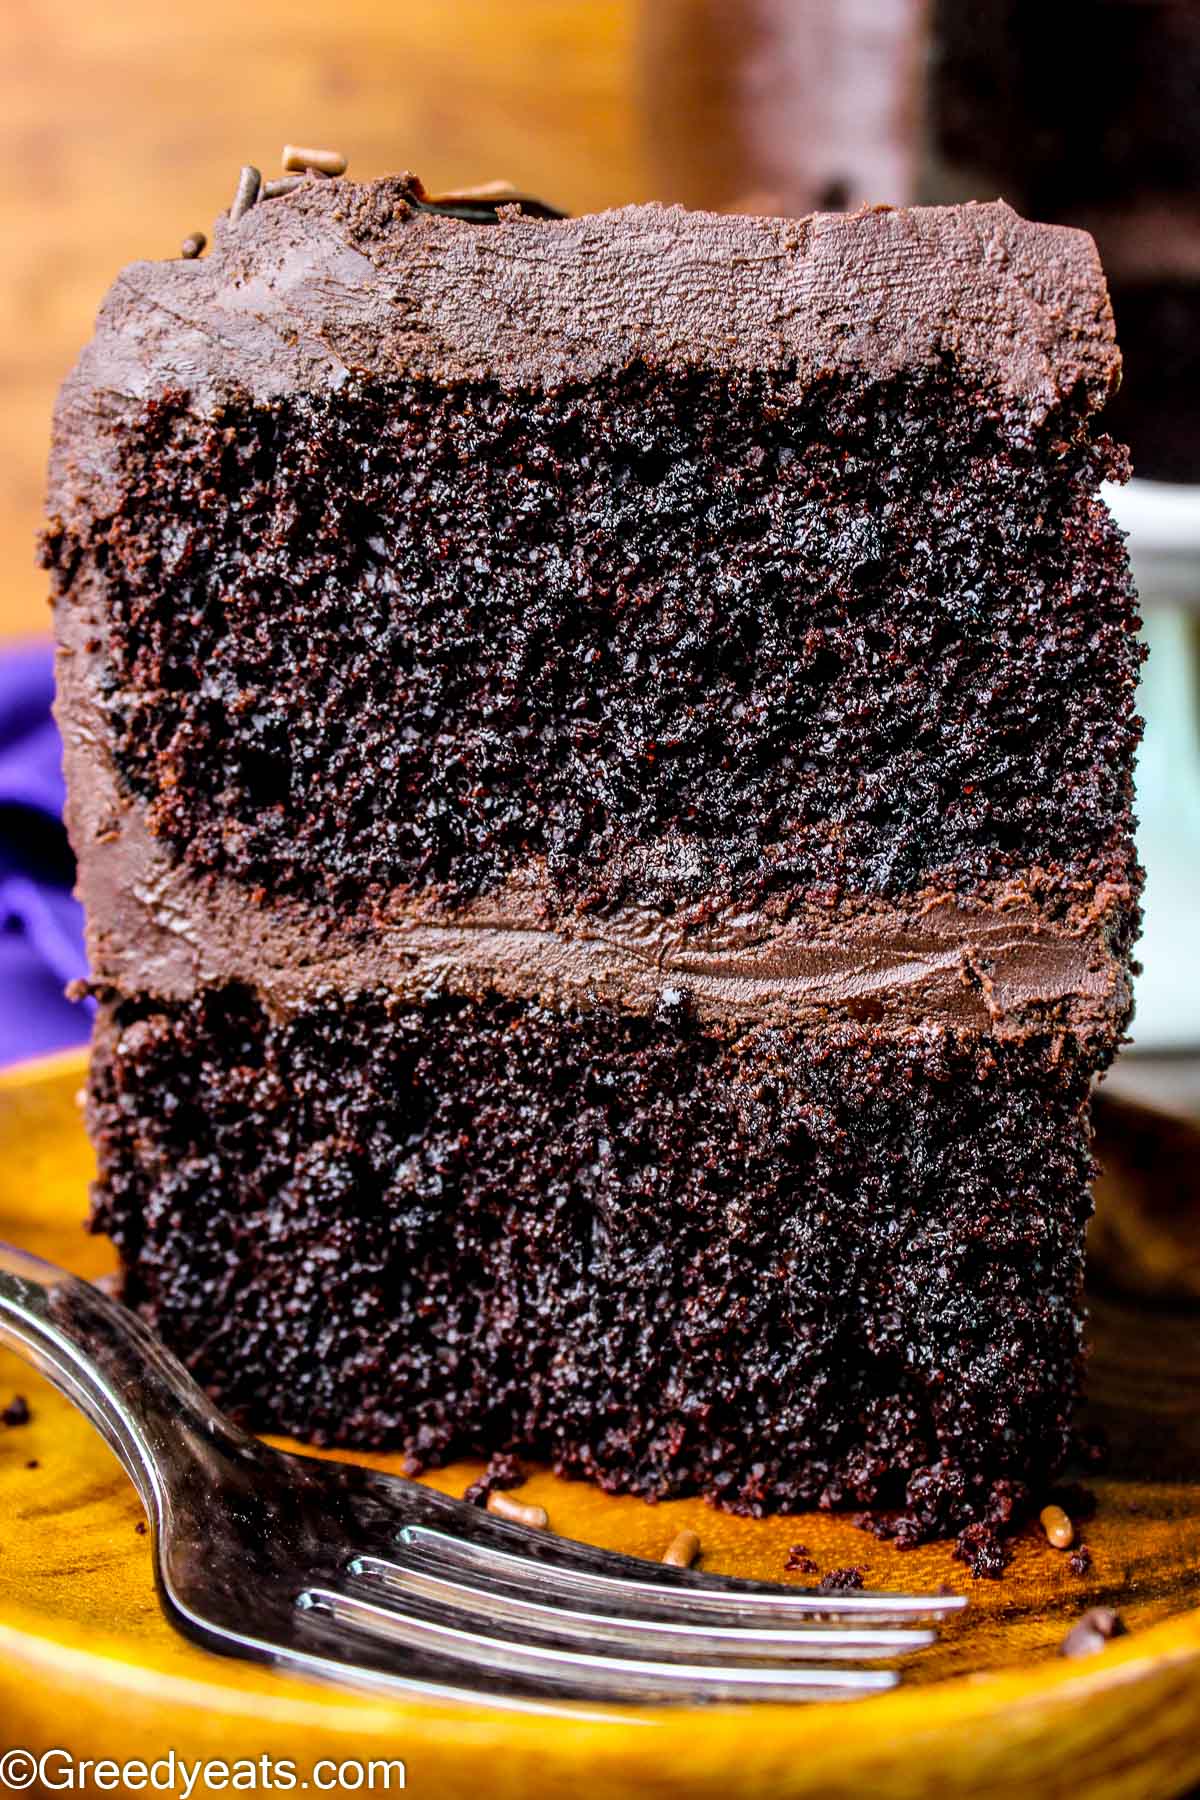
top-left (0, 1242), bottom-right (965, 1710)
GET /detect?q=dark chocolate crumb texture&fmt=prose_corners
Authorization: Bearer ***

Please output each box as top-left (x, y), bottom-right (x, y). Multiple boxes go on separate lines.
top-left (46, 169), bottom-right (1143, 1543)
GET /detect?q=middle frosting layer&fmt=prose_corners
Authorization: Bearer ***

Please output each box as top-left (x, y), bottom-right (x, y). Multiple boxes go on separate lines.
top-left (78, 803), bottom-right (1128, 1039)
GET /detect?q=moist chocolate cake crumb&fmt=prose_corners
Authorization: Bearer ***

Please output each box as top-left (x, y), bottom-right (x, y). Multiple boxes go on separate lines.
top-left (1061, 1606), bottom-right (1127, 1657)
top-left (785, 1545), bottom-right (819, 1575)
top-left (463, 1452), bottom-right (526, 1507)
top-left (818, 1567), bottom-right (865, 1592)
top-left (2, 1395), bottom-right (31, 1427)
top-left (954, 1521), bottom-right (1013, 1581)
top-left (135, 1519), bottom-right (148, 1535)
top-left (1068, 1545), bottom-right (1093, 1576)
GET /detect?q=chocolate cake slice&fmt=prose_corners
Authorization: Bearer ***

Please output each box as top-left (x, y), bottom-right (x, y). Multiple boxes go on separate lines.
top-left (45, 175), bottom-right (1142, 1546)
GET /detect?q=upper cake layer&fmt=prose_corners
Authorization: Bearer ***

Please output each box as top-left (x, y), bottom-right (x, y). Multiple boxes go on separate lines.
top-left (47, 183), bottom-right (1141, 1035)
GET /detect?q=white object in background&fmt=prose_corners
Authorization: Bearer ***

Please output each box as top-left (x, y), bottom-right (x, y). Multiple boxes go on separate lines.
top-left (1103, 478), bottom-right (1200, 1050)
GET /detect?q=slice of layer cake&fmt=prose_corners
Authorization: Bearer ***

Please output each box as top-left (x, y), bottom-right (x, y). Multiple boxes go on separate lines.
top-left (45, 176), bottom-right (1142, 1547)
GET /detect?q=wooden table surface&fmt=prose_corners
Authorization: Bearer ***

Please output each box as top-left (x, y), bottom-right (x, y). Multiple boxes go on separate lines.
top-left (0, 0), bottom-right (653, 643)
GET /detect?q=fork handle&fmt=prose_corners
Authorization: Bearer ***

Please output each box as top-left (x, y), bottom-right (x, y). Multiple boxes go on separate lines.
top-left (0, 1239), bottom-right (255, 1511)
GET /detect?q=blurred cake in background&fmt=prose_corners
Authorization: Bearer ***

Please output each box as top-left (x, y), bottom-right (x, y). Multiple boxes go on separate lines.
top-left (645, 0), bottom-right (1200, 485)
top-left (643, 0), bottom-right (929, 221)
top-left (930, 0), bottom-right (1200, 486)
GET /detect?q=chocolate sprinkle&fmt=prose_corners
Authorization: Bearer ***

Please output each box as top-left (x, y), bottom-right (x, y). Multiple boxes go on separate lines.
top-left (262, 176), bottom-right (306, 200)
top-left (661, 1528), bottom-right (701, 1568)
top-left (2, 1395), bottom-right (30, 1427)
top-left (179, 232), bottom-right (206, 260)
top-left (485, 1490), bottom-right (548, 1530)
top-left (282, 144), bottom-right (347, 177)
top-left (1061, 1606), bottom-right (1127, 1657)
top-left (229, 165), bottom-right (262, 225)
top-left (1039, 1502), bottom-right (1075, 1549)
top-left (411, 185), bottom-right (567, 224)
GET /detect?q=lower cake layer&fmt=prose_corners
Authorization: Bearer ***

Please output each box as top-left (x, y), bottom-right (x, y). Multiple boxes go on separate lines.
top-left (87, 981), bottom-right (1103, 1543)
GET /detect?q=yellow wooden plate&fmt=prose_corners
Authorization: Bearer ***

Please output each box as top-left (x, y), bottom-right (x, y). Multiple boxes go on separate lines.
top-left (1, 1051), bottom-right (1199, 1798)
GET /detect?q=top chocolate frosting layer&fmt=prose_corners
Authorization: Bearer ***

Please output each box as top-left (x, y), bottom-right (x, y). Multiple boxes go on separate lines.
top-left (48, 181), bottom-right (1118, 527)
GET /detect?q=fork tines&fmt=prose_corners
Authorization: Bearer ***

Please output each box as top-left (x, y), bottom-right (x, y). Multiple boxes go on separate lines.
top-left (291, 1519), bottom-right (966, 1707)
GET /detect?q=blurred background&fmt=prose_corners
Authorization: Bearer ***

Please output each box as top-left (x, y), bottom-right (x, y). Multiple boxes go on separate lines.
top-left (1, 0), bottom-right (1198, 1076)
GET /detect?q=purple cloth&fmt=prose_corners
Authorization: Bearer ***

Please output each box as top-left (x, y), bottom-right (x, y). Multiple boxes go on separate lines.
top-left (0, 642), bottom-right (89, 1063)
